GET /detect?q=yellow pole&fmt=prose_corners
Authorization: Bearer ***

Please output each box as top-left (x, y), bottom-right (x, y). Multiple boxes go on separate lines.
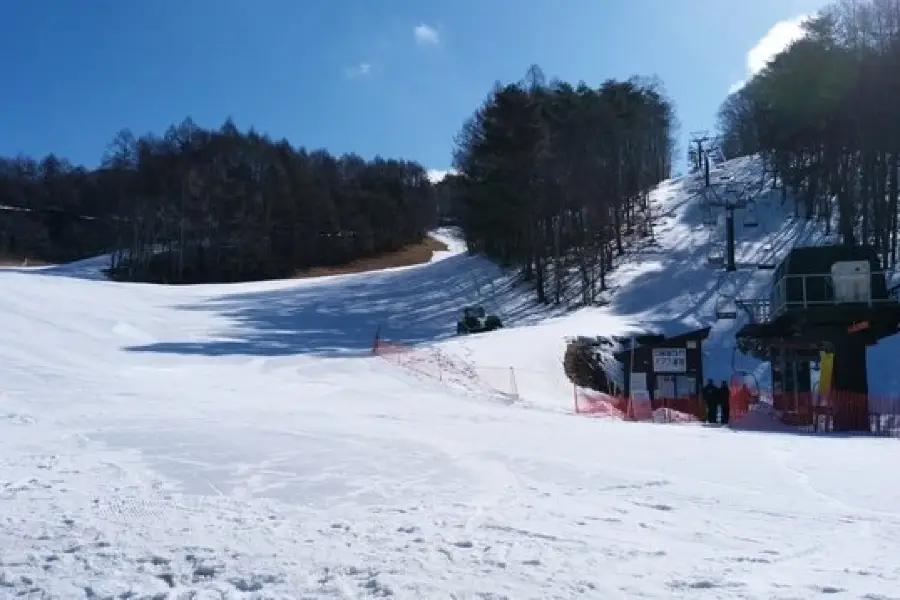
top-left (819, 351), bottom-right (834, 395)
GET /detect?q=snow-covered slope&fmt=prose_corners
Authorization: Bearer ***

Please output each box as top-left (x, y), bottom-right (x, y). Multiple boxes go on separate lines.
top-left (434, 155), bottom-right (900, 399)
top-left (2, 161), bottom-right (900, 598)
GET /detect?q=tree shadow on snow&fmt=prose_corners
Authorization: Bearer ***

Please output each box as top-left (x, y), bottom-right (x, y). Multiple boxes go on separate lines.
top-left (124, 254), bottom-right (567, 358)
top-left (611, 178), bottom-right (823, 335)
top-left (603, 169), bottom-right (831, 385)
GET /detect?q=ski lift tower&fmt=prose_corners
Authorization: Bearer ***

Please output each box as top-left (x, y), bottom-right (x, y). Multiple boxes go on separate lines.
top-left (707, 180), bottom-right (750, 272)
top-left (689, 130), bottom-right (711, 181)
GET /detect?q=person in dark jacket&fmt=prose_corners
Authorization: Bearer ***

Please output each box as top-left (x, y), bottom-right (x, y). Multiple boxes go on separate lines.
top-left (702, 379), bottom-right (718, 424)
top-left (719, 380), bottom-right (731, 424)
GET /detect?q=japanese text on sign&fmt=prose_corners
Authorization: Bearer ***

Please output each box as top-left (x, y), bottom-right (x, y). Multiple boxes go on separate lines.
top-left (651, 347), bottom-right (686, 373)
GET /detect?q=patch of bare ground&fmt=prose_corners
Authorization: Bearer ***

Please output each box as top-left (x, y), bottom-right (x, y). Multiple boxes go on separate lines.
top-left (294, 236), bottom-right (449, 278)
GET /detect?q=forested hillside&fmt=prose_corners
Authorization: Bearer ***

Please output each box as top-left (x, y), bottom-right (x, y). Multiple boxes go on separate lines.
top-left (0, 119), bottom-right (436, 283)
top-left (718, 0), bottom-right (900, 269)
top-left (450, 66), bottom-right (677, 305)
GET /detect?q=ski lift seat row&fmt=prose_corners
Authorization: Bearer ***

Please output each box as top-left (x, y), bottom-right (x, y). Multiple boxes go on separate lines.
top-left (715, 293), bottom-right (738, 320)
top-left (707, 241), bottom-right (726, 267)
top-left (743, 199), bottom-right (759, 228)
top-left (757, 243), bottom-right (776, 269)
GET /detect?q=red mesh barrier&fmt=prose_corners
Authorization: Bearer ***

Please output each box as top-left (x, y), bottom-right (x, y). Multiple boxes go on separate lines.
top-left (373, 329), bottom-right (900, 436)
top-left (574, 387), bottom-right (703, 424)
top-left (730, 386), bottom-right (900, 437)
top-left (372, 336), bottom-right (521, 400)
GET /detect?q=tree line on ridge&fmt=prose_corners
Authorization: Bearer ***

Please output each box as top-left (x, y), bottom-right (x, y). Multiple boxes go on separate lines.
top-left (0, 118), bottom-right (435, 283)
top-left (4, 62), bottom-right (681, 296)
top-left (718, 0), bottom-right (900, 268)
top-left (448, 66), bottom-right (677, 305)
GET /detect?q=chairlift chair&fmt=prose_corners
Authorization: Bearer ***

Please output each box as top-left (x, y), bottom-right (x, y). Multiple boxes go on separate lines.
top-left (757, 244), bottom-right (776, 270)
top-left (731, 368), bottom-right (761, 401)
top-left (707, 228), bottom-right (726, 266)
top-left (731, 348), bottom-right (761, 394)
top-left (707, 243), bottom-right (725, 267)
top-left (715, 293), bottom-right (738, 320)
top-left (743, 199), bottom-right (759, 228)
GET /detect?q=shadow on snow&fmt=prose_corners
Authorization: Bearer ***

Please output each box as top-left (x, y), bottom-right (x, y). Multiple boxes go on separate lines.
top-left (123, 254), bottom-right (569, 358)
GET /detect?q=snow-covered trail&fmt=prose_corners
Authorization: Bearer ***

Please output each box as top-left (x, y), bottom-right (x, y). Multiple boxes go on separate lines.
top-left (5, 354), bottom-right (900, 598)
top-left (2, 236), bottom-right (900, 598)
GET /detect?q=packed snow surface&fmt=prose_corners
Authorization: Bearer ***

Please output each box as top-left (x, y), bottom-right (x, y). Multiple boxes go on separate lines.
top-left (3, 161), bottom-right (900, 598)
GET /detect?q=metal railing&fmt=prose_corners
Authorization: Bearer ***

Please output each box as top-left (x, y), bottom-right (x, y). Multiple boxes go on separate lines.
top-left (768, 271), bottom-right (897, 321)
top-left (734, 270), bottom-right (899, 325)
top-left (734, 298), bottom-right (772, 324)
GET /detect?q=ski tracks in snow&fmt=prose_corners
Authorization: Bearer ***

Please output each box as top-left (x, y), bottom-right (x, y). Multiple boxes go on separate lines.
top-left (0, 405), bottom-right (605, 598)
top-left (0, 437), bottom-right (384, 598)
top-left (763, 445), bottom-right (900, 594)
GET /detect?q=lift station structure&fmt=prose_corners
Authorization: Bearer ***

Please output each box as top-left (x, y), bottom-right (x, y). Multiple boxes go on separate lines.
top-left (733, 245), bottom-right (900, 431)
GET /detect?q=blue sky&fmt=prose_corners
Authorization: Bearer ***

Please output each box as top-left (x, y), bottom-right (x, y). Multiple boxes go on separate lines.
top-left (1, 0), bottom-right (829, 178)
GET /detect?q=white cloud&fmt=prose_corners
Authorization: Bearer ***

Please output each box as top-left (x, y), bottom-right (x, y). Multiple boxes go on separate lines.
top-left (427, 169), bottom-right (454, 183)
top-left (729, 15), bottom-right (808, 94)
top-left (344, 62), bottom-right (372, 79)
top-left (414, 23), bottom-right (439, 45)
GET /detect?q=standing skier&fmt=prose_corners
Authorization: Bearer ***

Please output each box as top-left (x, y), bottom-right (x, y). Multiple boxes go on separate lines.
top-left (702, 378), bottom-right (718, 424)
top-left (719, 380), bottom-right (731, 425)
